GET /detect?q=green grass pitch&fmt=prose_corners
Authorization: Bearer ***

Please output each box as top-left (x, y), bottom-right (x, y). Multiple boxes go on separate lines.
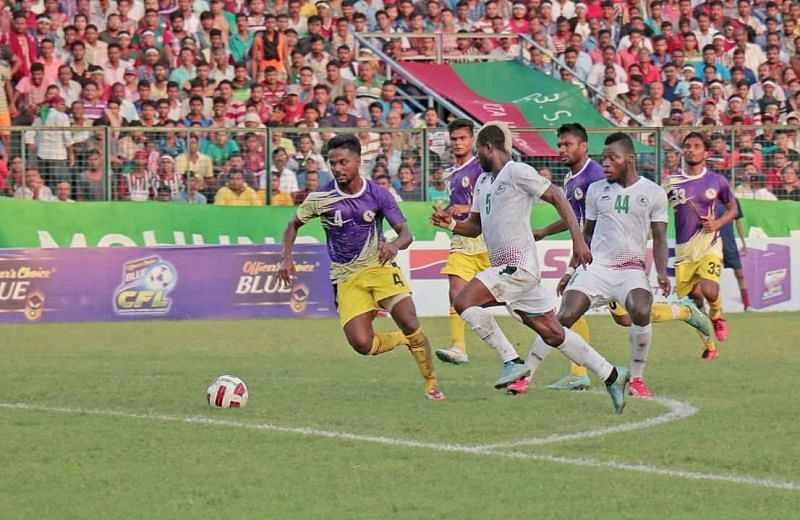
top-left (1, 313), bottom-right (798, 519)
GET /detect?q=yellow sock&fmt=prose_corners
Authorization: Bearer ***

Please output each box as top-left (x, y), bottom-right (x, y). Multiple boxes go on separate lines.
top-left (698, 330), bottom-right (717, 351)
top-left (368, 332), bottom-right (408, 356)
top-left (651, 302), bottom-right (690, 323)
top-left (448, 306), bottom-right (467, 352)
top-left (568, 317), bottom-right (589, 377)
top-left (405, 327), bottom-right (437, 391)
top-left (709, 296), bottom-right (723, 320)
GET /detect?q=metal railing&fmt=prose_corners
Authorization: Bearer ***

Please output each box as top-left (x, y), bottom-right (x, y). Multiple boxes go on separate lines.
top-left (5, 125), bottom-right (799, 204)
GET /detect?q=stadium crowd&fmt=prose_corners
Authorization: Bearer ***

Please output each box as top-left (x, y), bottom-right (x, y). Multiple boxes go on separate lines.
top-left (0, 0), bottom-right (798, 203)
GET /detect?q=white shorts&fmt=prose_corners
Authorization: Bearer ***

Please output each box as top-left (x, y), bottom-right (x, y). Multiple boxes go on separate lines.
top-left (564, 264), bottom-right (651, 309)
top-left (476, 265), bottom-right (556, 318)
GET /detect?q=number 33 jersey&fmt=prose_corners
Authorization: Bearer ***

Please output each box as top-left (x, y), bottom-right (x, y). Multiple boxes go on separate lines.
top-left (471, 161), bottom-right (551, 275)
top-left (297, 180), bottom-right (405, 284)
top-left (585, 178), bottom-right (669, 271)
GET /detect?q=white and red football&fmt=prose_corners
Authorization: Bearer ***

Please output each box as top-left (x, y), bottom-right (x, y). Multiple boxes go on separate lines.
top-left (206, 375), bottom-right (248, 408)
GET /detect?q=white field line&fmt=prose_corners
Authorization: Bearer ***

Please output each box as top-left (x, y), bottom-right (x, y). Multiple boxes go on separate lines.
top-left (1, 402), bottom-right (797, 491)
top-left (474, 395), bottom-right (698, 450)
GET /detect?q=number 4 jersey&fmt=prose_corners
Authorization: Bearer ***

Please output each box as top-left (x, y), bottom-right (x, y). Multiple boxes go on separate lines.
top-left (297, 180), bottom-right (406, 284)
top-left (585, 177), bottom-right (669, 271)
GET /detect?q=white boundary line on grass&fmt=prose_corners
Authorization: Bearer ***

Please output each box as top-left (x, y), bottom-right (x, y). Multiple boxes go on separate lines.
top-left (473, 395), bottom-right (698, 450)
top-left (1, 401), bottom-right (797, 491)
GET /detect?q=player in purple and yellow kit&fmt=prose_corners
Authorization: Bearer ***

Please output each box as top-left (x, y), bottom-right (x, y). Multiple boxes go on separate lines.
top-left (510, 124), bottom-right (712, 397)
top-left (435, 119), bottom-right (495, 366)
top-left (278, 135), bottom-right (444, 400)
top-left (665, 132), bottom-right (738, 359)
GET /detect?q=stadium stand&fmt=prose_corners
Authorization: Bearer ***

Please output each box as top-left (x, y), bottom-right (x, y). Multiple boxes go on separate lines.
top-left (0, 0), bottom-right (798, 203)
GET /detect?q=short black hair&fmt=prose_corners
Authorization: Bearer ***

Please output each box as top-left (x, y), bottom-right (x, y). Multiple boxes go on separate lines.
top-left (328, 134), bottom-right (361, 156)
top-left (448, 118), bottom-right (473, 136)
top-left (476, 123), bottom-right (508, 151)
top-left (557, 123), bottom-right (588, 143)
top-left (683, 131), bottom-right (710, 150)
top-left (604, 132), bottom-right (635, 154)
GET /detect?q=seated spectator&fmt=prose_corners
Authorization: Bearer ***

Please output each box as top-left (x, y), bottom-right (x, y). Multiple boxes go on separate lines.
top-left (772, 165), bottom-right (800, 201)
top-left (214, 170), bottom-right (260, 206)
top-left (176, 135), bottom-right (214, 181)
top-left (373, 172), bottom-right (403, 202)
top-left (734, 167), bottom-right (777, 201)
top-left (293, 170), bottom-right (320, 205)
top-left (427, 167), bottom-right (448, 205)
top-left (13, 167), bottom-right (54, 201)
top-left (323, 95), bottom-right (359, 127)
top-left (172, 175), bottom-right (209, 204)
top-left (114, 150), bottom-right (156, 201)
top-left (396, 165), bottom-right (421, 201)
top-left (271, 147), bottom-right (300, 195)
top-left (204, 130), bottom-right (240, 173)
top-left (154, 155), bottom-right (185, 198)
top-left (268, 173), bottom-right (295, 207)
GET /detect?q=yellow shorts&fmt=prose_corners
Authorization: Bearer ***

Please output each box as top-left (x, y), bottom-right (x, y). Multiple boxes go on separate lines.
top-left (675, 255), bottom-right (723, 298)
top-left (607, 300), bottom-right (629, 316)
top-left (440, 251), bottom-right (490, 281)
top-left (335, 263), bottom-right (410, 326)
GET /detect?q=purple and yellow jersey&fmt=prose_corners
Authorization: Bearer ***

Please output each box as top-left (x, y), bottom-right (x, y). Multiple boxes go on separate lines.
top-left (665, 169), bottom-right (734, 264)
top-left (565, 159), bottom-right (606, 225)
top-left (297, 179), bottom-right (406, 284)
top-left (444, 156), bottom-right (487, 255)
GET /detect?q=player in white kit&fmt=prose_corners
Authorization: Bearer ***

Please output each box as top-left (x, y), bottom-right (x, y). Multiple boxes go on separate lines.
top-left (521, 133), bottom-right (671, 397)
top-left (431, 122), bottom-right (629, 413)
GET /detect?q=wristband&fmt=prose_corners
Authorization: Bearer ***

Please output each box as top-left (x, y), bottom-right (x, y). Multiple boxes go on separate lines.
top-left (565, 267), bottom-right (576, 277)
top-left (447, 219), bottom-right (457, 231)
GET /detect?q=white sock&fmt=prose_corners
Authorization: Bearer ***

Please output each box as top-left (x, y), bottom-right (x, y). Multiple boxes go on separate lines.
top-left (629, 323), bottom-right (653, 379)
top-left (460, 306), bottom-right (520, 362)
top-left (556, 328), bottom-right (614, 381)
top-left (671, 303), bottom-right (683, 320)
top-left (524, 336), bottom-right (556, 380)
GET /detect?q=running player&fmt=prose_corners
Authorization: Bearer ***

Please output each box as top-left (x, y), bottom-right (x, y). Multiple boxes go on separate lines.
top-left (665, 131), bottom-right (738, 358)
top-left (434, 119), bottom-right (495, 366)
top-left (523, 124), bottom-right (712, 396)
top-left (512, 133), bottom-right (670, 402)
top-left (431, 122), bottom-right (629, 413)
top-left (278, 134), bottom-right (444, 401)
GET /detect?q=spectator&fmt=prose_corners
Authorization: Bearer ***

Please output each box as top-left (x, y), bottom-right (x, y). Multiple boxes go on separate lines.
top-left (271, 147), bottom-right (300, 195)
top-left (25, 95), bottom-right (75, 187)
top-left (172, 175), bottom-right (208, 204)
top-left (396, 164), bottom-right (421, 201)
top-left (52, 181), bottom-right (75, 202)
top-left (268, 173), bottom-right (295, 206)
top-left (115, 149), bottom-right (156, 201)
top-left (735, 167), bottom-right (777, 201)
top-left (373, 172), bottom-right (402, 202)
top-left (76, 150), bottom-right (106, 201)
top-left (176, 135), bottom-right (214, 181)
top-left (13, 167), bottom-right (54, 201)
top-left (214, 170), bottom-right (260, 206)
top-left (772, 165), bottom-right (800, 201)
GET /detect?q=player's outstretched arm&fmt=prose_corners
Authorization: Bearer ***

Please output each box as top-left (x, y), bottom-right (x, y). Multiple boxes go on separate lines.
top-left (651, 221), bottom-right (671, 296)
top-left (540, 184), bottom-right (592, 267)
top-left (378, 221), bottom-right (412, 265)
top-left (278, 216), bottom-right (304, 284)
top-left (533, 219), bottom-right (568, 241)
top-left (431, 206), bottom-right (482, 237)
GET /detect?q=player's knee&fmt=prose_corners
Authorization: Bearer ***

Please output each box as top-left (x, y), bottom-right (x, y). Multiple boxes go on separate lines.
top-left (349, 337), bottom-right (373, 355)
top-left (540, 322), bottom-right (566, 347)
top-left (556, 308), bottom-right (580, 328)
top-left (453, 294), bottom-right (470, 315)
top-left (627, 307), bottom-right (650, 326)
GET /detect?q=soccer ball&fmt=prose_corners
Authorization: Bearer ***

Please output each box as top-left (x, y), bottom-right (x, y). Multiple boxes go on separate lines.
top-left (147, 263), bottom-right (176, 290)
top-left (206, 375), bottom-right (248, 408)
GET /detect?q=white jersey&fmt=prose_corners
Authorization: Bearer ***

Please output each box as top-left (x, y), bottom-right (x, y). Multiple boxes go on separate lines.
top-left (585, 177), bottom-right (669, 271)
top-left (471, 161), bottom-right (551, 275)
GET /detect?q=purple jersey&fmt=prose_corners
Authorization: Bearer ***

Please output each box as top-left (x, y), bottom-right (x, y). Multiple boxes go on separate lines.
top-left (665, 169), bottom-right (734, 264)
top-left (297, 179), bottom-right (406, 283)
top-left (445, 156), bottom-right (487, 254)
top-left (564, 159), bottom-right (606, 225)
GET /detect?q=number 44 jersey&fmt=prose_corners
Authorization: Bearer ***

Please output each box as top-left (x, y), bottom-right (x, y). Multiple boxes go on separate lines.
top-left (585, 177), bottom-right (669, 271)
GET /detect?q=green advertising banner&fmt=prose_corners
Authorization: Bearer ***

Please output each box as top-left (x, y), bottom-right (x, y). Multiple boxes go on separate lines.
top-left (0, 198), bottom-right (796, 249)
